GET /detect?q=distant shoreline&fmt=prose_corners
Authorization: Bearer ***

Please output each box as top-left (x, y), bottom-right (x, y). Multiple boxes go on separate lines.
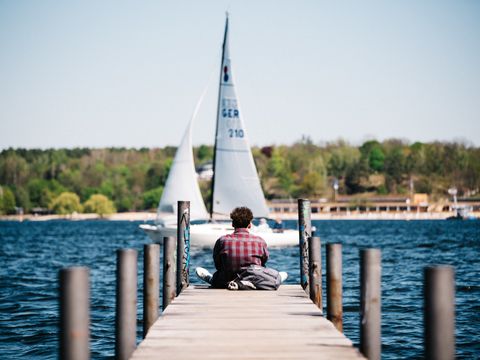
top-left (1, 211), bottom-right (477, 222)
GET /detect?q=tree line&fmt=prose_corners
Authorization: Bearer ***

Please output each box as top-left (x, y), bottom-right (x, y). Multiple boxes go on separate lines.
top-left (0, 139), bottom-right (479, 215)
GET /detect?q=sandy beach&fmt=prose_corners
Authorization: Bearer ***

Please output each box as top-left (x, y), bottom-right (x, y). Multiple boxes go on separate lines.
top-left (1, 210), bottom-right (477, 222)
top-left (0, 212), bottom-right (157, 222)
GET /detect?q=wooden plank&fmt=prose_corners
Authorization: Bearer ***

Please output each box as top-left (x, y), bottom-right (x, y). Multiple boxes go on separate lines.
top-left (131, 285), bottom-right (365, 360)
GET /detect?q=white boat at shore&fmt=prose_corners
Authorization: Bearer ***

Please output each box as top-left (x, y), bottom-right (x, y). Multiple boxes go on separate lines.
top-left (140, 220), bottom-right (298, 249)
top-left (140, 15), bottom-right (298, 248)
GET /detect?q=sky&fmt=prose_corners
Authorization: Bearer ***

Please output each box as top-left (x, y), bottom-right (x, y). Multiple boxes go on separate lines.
top-left (1, 1), bottom-right (479, 149)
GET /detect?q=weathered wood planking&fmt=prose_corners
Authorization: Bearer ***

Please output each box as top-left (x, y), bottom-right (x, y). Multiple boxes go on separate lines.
top-left (131, 285), bottom-right (365, 359)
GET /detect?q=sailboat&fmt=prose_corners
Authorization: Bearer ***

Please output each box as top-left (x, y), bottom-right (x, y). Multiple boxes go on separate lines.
top-left (140, 15), bottom-right (298, 248)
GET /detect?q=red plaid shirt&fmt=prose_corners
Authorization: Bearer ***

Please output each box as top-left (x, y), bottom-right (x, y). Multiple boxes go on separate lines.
top-left (213, 228), bottom-right (269, 273)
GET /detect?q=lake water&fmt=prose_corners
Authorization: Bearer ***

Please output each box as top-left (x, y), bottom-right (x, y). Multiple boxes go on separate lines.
top-left (0, 220), bottom-right (479, 359)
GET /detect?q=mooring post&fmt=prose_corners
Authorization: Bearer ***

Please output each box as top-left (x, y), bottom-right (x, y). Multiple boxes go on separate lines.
top-left (298, 198), bottom-right (312, 293)
top-left (59, 266), bottom-right (90, 360)
top-left (308, 236), bottom-right (322, 311)
top-left (424, 266), bottom-right (455, 360)
top-left (143, 244), bottom-right (160, 338)
top-left (163, 236), bottom-right (176, 310)
top-left (360, 248), bottom-right (381, 360)
top-left (327, 243), bottom-right (343, 332)
top-left (115, 249), bottom-right (138, 360)
top-left (176, 201), bottom-right (190, 296)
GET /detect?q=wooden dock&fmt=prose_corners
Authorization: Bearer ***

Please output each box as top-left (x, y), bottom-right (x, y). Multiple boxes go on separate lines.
top-left (130, 285), bottom-right (365, 359)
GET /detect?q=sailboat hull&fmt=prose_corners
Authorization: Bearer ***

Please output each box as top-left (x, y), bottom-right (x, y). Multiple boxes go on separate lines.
top-left (140, 223), bottom-right (299, 249)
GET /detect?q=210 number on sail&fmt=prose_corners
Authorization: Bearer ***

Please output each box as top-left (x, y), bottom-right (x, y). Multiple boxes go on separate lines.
top-left (228, 128), bottom-right (244, 138)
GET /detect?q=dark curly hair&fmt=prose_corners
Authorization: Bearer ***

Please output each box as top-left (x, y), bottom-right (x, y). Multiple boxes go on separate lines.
top-left (230, 207), bottom-right (253, 228)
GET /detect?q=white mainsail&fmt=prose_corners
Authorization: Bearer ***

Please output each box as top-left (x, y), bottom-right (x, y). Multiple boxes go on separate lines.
top-left (157, 116), bottom-right (209, 221)
top-left (211, 16), bottom-right (269, 218)
top-left (141, 15), bottom-right (298, 248)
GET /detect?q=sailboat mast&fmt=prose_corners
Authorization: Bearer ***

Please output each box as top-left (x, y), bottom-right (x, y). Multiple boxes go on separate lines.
top-left (209, 14), bottom-right (229, 220)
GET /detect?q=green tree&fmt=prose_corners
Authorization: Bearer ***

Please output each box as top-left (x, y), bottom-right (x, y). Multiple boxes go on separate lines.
top-left (423, 143), bottom-right (444, 175)
top-left (12, 186), bottom-right (30, 212)
top-left (369, 147), bottom-right (385, 172)
top-left (83, 194), bottom-right (116, 216)
top-left (266, 148), bottom-right (295, 197)
top-left (46, 149), bottom-right (68, 179)
top-left (0, 152), bottom-right (29, 186)
top-left (298, 171), bottom-right (324, 197)
top-left (405, 142), bottom-right (425, 175)
top-left (81, 187), bottom-right (99, 202)
top-left (28, 179), bottom-right (65, 208)
top-left (142, 187), bottom-right (163, 209)
top-left (345, 158), bottom-right (369, 194)
top-left (326, 140), bottom-right (360, 179)
top-left (384, 147), bottom-right (406, 192)
top-left (28, 180), bottom-right (53, 208)
top-left (109, 175), bottom-right (133, 212)
top-left (99, 180), bottom-right (114, 199)
top-left (0, 186), bottom-right (16, 214)
top-left (360, 140), bottom-right (385, 172)
top-left (327, 152), bottom-right (344, 178)
top-left (58, 169), bottom-right (83, 194)
top-left (115, 196), bottom-right (133, 212)
top-left (464, 148), bottom-right (480, 191)
top-left (1, 141), bottom-right (479, 210)
top-left (49, 192), bottom-right (83, 215)
top-left (196, 145), bottom-right (213, 162)
top-left (145, 164), bottom-right (163, 191)
top-left (144, 159), bottom-right (172, 191)
top-left (300, 156), bottom-right (327, 196)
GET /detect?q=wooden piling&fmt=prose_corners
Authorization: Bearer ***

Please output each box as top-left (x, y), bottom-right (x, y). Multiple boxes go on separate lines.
top-left (115, 249), bottom-right (138, 360)
top-left (308, 236), bottom-right (322, 311)
top-left (298, 199), bottom-right (312, 293)
top-left (360, 248), bottom-right (381, 360)
top-left (143, 244), bottom-right (159, 338)
top-left (59, 267), bottom-right (90, 360)
top-left (424, 266), bottom-right (455, 360)
top-left (327, 243), bottom-right (343, 332)
top-left (163, 236), bottom-right (176, 311)
top-left (176, 200), bottom-right (190, 296)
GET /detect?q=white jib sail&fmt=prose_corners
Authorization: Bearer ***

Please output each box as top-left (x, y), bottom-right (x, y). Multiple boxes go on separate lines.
top-left (212, 16), bottom-right (269, 218)
top-left (157, 104), bottom-right (209, 221)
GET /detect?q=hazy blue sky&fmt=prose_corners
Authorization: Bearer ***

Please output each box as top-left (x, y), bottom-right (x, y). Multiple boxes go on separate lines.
top-left (1, 1), bottom-right (479, 149)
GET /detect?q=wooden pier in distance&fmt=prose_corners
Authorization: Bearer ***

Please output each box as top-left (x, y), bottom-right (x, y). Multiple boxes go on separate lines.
top-left (130, 285), bottom-right (365, 360)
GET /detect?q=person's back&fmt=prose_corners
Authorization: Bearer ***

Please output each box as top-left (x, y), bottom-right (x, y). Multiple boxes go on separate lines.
top-left (212, 227), bottom-right (268, 288)
top-left (196, 206), bottom-right (287, 289)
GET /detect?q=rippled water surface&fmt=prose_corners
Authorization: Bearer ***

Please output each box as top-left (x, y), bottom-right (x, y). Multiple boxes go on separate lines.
top-left (0, 220), bottom-right (479, 359)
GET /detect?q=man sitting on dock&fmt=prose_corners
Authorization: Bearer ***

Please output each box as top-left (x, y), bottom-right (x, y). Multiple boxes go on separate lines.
top-left (196, 206), bottom-right (288, 290)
